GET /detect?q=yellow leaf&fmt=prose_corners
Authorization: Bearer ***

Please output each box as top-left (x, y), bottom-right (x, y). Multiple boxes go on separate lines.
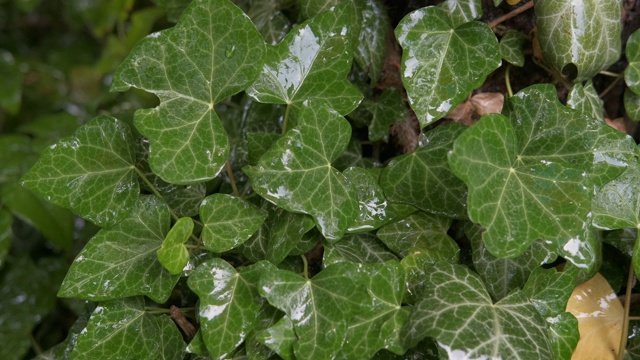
top-left (566, 273), bottom-right (623, 360)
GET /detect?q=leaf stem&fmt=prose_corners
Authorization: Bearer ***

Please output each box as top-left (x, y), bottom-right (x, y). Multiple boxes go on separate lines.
top-left (618, 260), bottom-right (635, 360)
top-left (133, 166), bottom-right (180, 222)
top-left (599, 70), bottom-right (621, 78)
top-left (505, 64), bottom-right (514, 97)
top-left (301, 254), bottom-right (309, 280)
top-left (600, 73), bottom-right (625, 99)
top-left (29, 333), bottom-right (43, 355)
top-left (488, 1), bottom-right (534, 29)
top-left (282, 103), bottom-right (292, 135)
top-left (144, 307), bottom-right (171, 314)
top-left (225, 160), bottom-right (240, 197)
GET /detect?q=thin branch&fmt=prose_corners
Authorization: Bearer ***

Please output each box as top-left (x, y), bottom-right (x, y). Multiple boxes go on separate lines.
top-left (225, 160), bottom-right (240, 197)
top-left (618, 262), bottom-right (635, 360)
top-left (488, 1), bottom-right (534, 29)
top-left (600, 73), bottom-right (625, 99)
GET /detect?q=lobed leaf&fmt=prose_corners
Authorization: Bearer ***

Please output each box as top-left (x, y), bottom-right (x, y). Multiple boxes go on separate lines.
top-left (500, 30), bottom-right (526, 67)
top-left (157, 216), bottom-right (193, 275)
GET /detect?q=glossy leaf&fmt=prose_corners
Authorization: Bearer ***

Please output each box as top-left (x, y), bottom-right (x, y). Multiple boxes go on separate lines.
top-left (333, 136), bottom-right (377, 171)
top-left (438, 0), bottom-right (483, 27)
top-left (164, 183), bottom-right (206, 217)
top-left (246, 4), bottom-right (362, 116)
top-left (535, 0), bottom-right (622, 82)
top-left (395, 7), bottom-right (500, 127)
top-left (587, 119), bottom-right (637, 189)
top-left (200, 193), bottom-right (268, 252)
top-left (625, 88), bottom-right (640, 121)
top-left (363, 89), bottom-right (407, 143)
top-left (627, 29), bottom-right (640, 95)
top-left (259, 263), bottom-right (368, 360)
top-left (58, 196), bottom-right (180, 303)
top-left (449, 85), bottom-right (594, 257)
top-left (377, 212), bottom-right (458, 261)
top-left (21, 116), bottom-right (138, 227)
top-left (256, 315), bottom-right (296, 360)
top-left (567, 81), bottom-right (605, 122)
top-left (157, 217), bottom-right (193, 275)
top-left (188, 259), bottom-right (276, 359)
top-left (593, 161), bottom-right (640, 230)
top-left (71, 297), bottom-right (185, 359)
top-left (380, 122), bottom-right (467, 219)
top-left (247, 132), bottom-right (281, 165)
top-left (500, 30), bottom-right (526, 67)
top-left (354, 0), bottom-right (389, 86)
top-left (403, 262), bottom-right (553, 359)
top-left (323, 233), bottom-right (397, 266)
top-left (400, 249), bottom-right (447, 304)
top-left (111, 0), bottom-right (265, 184)
top-left (248, 1), bottom-right (291, 45)
top-left (244, 104), bottom-right (358, 240)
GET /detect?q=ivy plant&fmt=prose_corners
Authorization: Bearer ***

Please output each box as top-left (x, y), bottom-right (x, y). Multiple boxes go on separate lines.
top-left (4, 0), bottom-right (640, 359)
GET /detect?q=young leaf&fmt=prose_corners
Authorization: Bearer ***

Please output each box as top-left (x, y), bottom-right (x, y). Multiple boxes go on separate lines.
top-left (246, 4), bottom-right (362, 116)
top-left (200, 193), bottom-right (268, 253)
top-left (323, 233), bottom-right (398, 266)
top-left (157, 216), bottom-right (193, 275)
top-left (403, 262), bottom-right (553, 359)
top-left (449, 85), bottom-right (594, 258)
top-left (534, 0), bottom-right (621, 82)
top-left (188, 259), bottom-right (277, 359)
top-left (258, 263), bottom-right (368, 360)
top-left (244, 103), bottom-right (358, 240)
top-left (111, 0), bottom-right (265, 184)
top-left (500, 30), bottom-right (526, 67)
top-left (71, 297), bottom-right (185, 360)
top-left (395, 7), bottom-right (500, 127)
top-left (256, 315), bottom-right (296, 360)
top-left (21, 116), bottom-right (138, 227)
top-left (58, 196), bottom-right (180, 303)
top-left (380, 122), bottom-right (468, 219)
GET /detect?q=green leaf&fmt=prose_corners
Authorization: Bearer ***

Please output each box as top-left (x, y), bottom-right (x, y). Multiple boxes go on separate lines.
top-left (247, 132), bottom-right (281, 165)
top-left (0, 135), bottom-right (37, 184)
top-left (449, 85), bottom-right (594, 257)
top-left (403, 262), bottom-right (553, 358)
top-left (625, 87), bottom-right (640, 121)
top-left (200, 193), bottom-right (267, 252)
top-left (377, 212), bottom-right (458, 261)
top-left (438, 0), bottom-right (483, 27)
top-left (627, 29), bottom-right (640, 94)
top-left (534, 0), bottom-right (622, 82)
top-left (500, 30), bottom-right (526, 67)
top-left (157, 216), bottom-right (192, 275)
top-left (18, 112), bottom-right (79, 152)
top-left (58, 196), bottom-right (180, 303)
top-left (353, 0), bottom-right (389, 86)
top-left (333, 136), bottom-right (377, 171)
top-left (248, 1), bottom-right (291, 46)
top-left (567, 81), bottom-right (605, 122)
top-left (380, 122), bottom-right (467, 218)
top-left (0, 49), bottom-right (22, 115)
top-left (188, 259), bottom-right (276, 359)
top-left (465, 223), bottom-right (557, 300)
top-left (21, 116), bottom-right (138, 227)
top-left (152, 0), bottom-right (192, 22)
top-left (111, 0), bottom-right (265, 184)
top-left (587, 119), bottom-right (637, 188)
top-left (364, 89), bottom-right (407, 143)
top-left (0, 209), bottom-right (11, 267)
top-left (400, 249), bottom-right (449, 304)
top-left (71, 297), bottom-right (185, 360)
top-left (164, 183), bottom-right (206, 217)
top-left (323, 232), bottom-right (398, 266)
top-left (246, 4), bottom-right (362, 116)
top-left (259, 263), bottom-right (368, 360)
top-left (593, 161), bottom-right (640, 230)
top-left (395, 7), bottom-right (500, 127)
top-left (244, 103), bottom-right (358, 240)
top-left (256, 315), bottom-right (296, 360)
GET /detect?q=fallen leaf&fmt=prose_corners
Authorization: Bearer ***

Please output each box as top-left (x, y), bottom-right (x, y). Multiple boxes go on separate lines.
top-left (445, 92), bottom-right (504, 126)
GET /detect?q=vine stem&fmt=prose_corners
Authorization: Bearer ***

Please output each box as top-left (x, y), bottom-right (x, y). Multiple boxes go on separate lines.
top-left (488, 1), bottom-right (534, 29)
top-left (505, 64), bottom-right (514, 97)
top-left (301, 254), bottom-right (309, 280)
top-left (618, 260), bottom-right (635, 360)
top-left (282, 103), bottom-right (292, 135)
top-left (225, 160), bottom-right (240, 197)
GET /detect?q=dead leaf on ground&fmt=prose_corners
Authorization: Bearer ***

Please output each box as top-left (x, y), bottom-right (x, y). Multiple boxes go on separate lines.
top-left (445, 92), bottom-right (504, 126)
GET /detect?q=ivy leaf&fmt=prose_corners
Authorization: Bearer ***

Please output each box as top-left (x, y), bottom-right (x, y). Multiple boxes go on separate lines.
top-left (323, 233), bottom-right (398, 266)
top-left (627, 30), bottom-right (640, 94)
top-left (535, 0), bottom-right (622, 82)
top-left (244, 103), bottom-right (358, 240)
top-left (247, 132), bottom-right (281, 165)
top-left (465, 223), bottom-right (557, 300)
top-left (164, 183), bottom-right (206, 217)
top-left (246, 4), bottom-right (362, 116)
top-left (377, 212), bottom-right (458, 261)
top-left (449, 85), bottom-right (594, 257)
top-left (0, 49), bottom-right (22, 115)
top-left (188, 259), bottom-right (276, 359)
top-left (395, 7), bottom-right (500, 127)
top-left (58, 196), bottom-right (180, 303)
top-left (380, 122), bottom-right (467, 219)
top-left (248, 2), bottom-right (291, 45)
top-left (21, 116), bottom-right (138, 228)
top-left (403, 262), bottom-right (553, 359)
top-left (363, 89), bottom-right (407, 143)
top-left (255, 315), bottom-right (295, 360)
top-left (157, 217), bottom-right (192, 275)
top-left (438, 0), bottom-right (483, 27)
top-left (111, 0), bottom-right (265, 184)
top-left (258, 263), bottom-right (368, 360)
top-left (0, 135), bottom-right (36, 184)
top-left (500, 30), bottom-right (526, 67)
top-left (593, 161), bottom-right (640, 230)
top-left (71, 297), bottom-right (185, 360)
top-left (625, 88), bottom-right (640, 121)
top-left (587, 120), bottom-right (637, 188)
top-left (400, 249), bottom-right (450, 304)
top-left (353, 0), bottom-right (389, 86)
top-left (199, 193), bottom-right (268, 252)
top-left (567, 81), bottom-right (605, 122)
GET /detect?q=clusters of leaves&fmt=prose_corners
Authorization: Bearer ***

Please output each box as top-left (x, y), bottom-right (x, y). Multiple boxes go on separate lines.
top-left (4, 0), bottom-right (640, 359)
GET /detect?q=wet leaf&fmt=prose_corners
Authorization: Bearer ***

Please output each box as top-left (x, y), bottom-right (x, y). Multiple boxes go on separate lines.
top-left (164, 183), bottom-right (206, 217)
top-left (566, 273), bottom-right (624, 360)
top-left (626, 29), bottom-right (640, 95)
top-left (256, 315), bottom-right (296, 360)
top-left (21, 116), bottom-right (138, 227)
top-left (157, 217), bottom-right (192, 275)
top-left (111, 0), bottom-right (265, 184)
top-left (188, 259), bottom-right (276, 359)
top-left (323, 233), bottom-right (398, 266)
top-left (200, 193), bottom-right (267, 253)
top-left (624, 88), bottom-right (640, 121)
top-left (247, 4), bottom-right (362, 116)
top-left (71, 297), bottom-right (185, 359)
top-left (248, 2), bottom-right (291, 45)
top-left (380, 122), bottom-right (467, 219)
top-left (244, 103), bottom-right (358, 240)
top-left (567, 81), bottom-right (605, 122)
top-left (58, 196), bottom-right (180, 303)
top-left (438, 0), bottom-right (483, 27)
top-left (395, 6), bottom-right (500, 127)
top-left (354, 0), bottom-right (389, 86)
top-left (403, 262), bottom-right (553, 359)
top-left (363, 89), bottom-right (407, 143)
top-left (593, 161), bottom-right (640, 230)
top-left (500, 30), bottom-right (526, 67)
top-left (449, 85), bottom-right (594, 257)
top-left (535, 0), bottom-right (622, 82)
